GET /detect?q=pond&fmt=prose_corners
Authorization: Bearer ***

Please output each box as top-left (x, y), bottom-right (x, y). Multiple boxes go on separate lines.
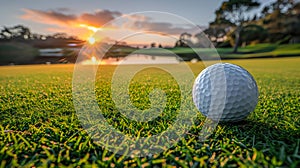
top-left (80, 54), bottom-right (181, 65)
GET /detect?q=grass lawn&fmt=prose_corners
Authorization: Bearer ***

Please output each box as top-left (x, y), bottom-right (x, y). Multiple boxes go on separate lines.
top-left (218, 43), bottom-right (300, 59)
top-left (0, 57), bottom-right (299, 167)
top-left (133, 43), bottom-right (300, 60)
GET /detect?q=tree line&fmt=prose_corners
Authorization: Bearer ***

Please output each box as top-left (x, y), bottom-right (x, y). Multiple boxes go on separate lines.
top-left (176, 0), bottom-right (300, 53)
top-left (0, 25), bottom-right (83, 48)
top-left (1, 0), bottom-right (299, 53)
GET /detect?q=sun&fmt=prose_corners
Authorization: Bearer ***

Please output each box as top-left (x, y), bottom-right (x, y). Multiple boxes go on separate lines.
top-left (88, 37), bottom-right (96, 45)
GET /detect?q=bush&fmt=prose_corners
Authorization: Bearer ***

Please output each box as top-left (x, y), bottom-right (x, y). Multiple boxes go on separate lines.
top-left (0, 42), bottom-right (38, 65)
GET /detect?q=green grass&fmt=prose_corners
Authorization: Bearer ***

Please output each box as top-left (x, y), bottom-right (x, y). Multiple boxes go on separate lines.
top-left (218, 43), bottom-right (300, 59)
top-left (0, 57), bottom-right (300, 167)
top-left (132, 43), bottom-right (300, 59)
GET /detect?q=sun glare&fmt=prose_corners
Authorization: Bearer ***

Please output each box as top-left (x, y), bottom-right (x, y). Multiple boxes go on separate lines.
top-left (79, 24), bottom-right (102, 33)
top-left (88, 37), bottom-right (96, 45)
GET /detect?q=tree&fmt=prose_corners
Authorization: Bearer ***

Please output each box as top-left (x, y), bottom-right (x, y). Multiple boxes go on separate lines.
top-left (0, 42), bottom-right (38, 65)
top-left (261, 6), bottom-right (271, 18)
top-left (150, 42), bottom-right (156, 48)
top-left (0, 25), bottom-right (32, 40)
top-left (259, 0), bottom-right (296, 43)
top-left (175, 32), bottom-right (192, 47)
top-left (238, 24), bottom-right (268, 45)
top-left (218, 0), bottom-right (260, 53)
top-left (271, 0), bottom-right (294, 14)
top-left (284, 1), bottom-right (300, 43)
top-left (252, 14), bottom-right (257, 21)
top-left (260, 0), bottom-right (294, 19)
top-left (207, 12), bottom-right (233, 43)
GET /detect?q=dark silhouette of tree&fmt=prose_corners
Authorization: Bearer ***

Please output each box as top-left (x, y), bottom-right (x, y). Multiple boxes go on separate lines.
top-left (0, 27), bottom-right (11, 39)
top-left (158, 44), bottom-right (163, 48)
top-left (217, 0), bottom-right (260, 53)
top-left (0, 25), bottom-right (32, 40)
top-left (284, 2), bottom-right (300, 43)
top-left (252, 14), bottom-right (257, 21)
top-left (194, 32), bottom-right (213, 48)
top-left (150, 42), bottom-right (156, 48)
top-left (239, 24), bottom-right (268, 45)
top-left (259, 0), bottom-right (296, 43)
top-left (261, 6), bottom-right (271, 18)
top-left (0, 25), bottom-right (79, 42)
top-left (52, 33), bottom-right (69, 39)
top-left (260, 0), bottom-right (294, 23)
top-left (175, 32), bottom-right (192, 47)
top-left (205, 8), bottom-right (234, 46)
top-left (271, 0), bottom-right (294, 14)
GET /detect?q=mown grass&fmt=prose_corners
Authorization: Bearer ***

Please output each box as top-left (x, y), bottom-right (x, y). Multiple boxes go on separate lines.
top-left (134, 43), bottom-right (300, 59)
top-left (0, 57), bottom-right (300, 167)
top-left (218, 43), bottom-right (300, 59)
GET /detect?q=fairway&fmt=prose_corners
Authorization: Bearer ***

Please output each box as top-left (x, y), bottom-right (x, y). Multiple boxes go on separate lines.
top-left (0, 57), bottom-right (299, 167)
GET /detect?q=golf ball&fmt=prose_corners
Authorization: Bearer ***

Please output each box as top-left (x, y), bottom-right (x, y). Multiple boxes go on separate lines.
top-left (192, 63), bottom-right (259, 122)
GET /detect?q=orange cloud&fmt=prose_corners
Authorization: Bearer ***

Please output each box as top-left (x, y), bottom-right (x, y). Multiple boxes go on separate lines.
top-left (21, 9), bottom-right (123, 40)
top-left (79, 24), bottom-right (102, 33)
top-left (78, 10), bottom-right (121, 27)
top-left (21, 9), bottom-right (77, 26)
top-left (21, 9), bottom-right (121, 28)
top-left (20, 8), bottom-right (204, 43)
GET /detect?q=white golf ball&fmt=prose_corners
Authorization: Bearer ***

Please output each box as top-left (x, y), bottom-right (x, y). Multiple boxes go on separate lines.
top-left (192, 63), bottom-right (259, 122)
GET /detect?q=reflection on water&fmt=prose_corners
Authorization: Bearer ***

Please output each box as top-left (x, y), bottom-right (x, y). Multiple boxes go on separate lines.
top-left (80, 54), bottom-right (180, 65)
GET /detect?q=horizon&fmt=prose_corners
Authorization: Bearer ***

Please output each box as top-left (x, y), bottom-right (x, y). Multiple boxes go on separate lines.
top-left (1, 0), bottom-right (275, 46)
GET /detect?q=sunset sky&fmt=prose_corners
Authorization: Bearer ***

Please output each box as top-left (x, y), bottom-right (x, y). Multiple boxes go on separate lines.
top-left (1, 0), bottom-right (274, 46)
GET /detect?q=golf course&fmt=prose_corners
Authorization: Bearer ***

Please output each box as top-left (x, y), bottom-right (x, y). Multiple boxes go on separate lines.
top-left (1, 0), bottom-right (300, 167)
top-left (0, 57), bottom-right (299, 167)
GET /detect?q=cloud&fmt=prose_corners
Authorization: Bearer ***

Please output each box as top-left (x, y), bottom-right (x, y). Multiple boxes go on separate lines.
top-left (20, 8), bottom-right (204, 39)
top-left (79, 10), bottom-right (122, 27)
top-left (21, 9), bottom-right (122, 27)
top-left (129, 21), bottom-right (200, 35)
top-left (54, 8), bottom-right (73, 12)
top-left (21, 9), bottom-right (77, 26)
top-left (125, 14), bottom-right (150, 22)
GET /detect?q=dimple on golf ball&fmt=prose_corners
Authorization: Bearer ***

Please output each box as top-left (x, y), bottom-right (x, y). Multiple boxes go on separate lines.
top-left (192, 63), bottom-right (259, 122)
